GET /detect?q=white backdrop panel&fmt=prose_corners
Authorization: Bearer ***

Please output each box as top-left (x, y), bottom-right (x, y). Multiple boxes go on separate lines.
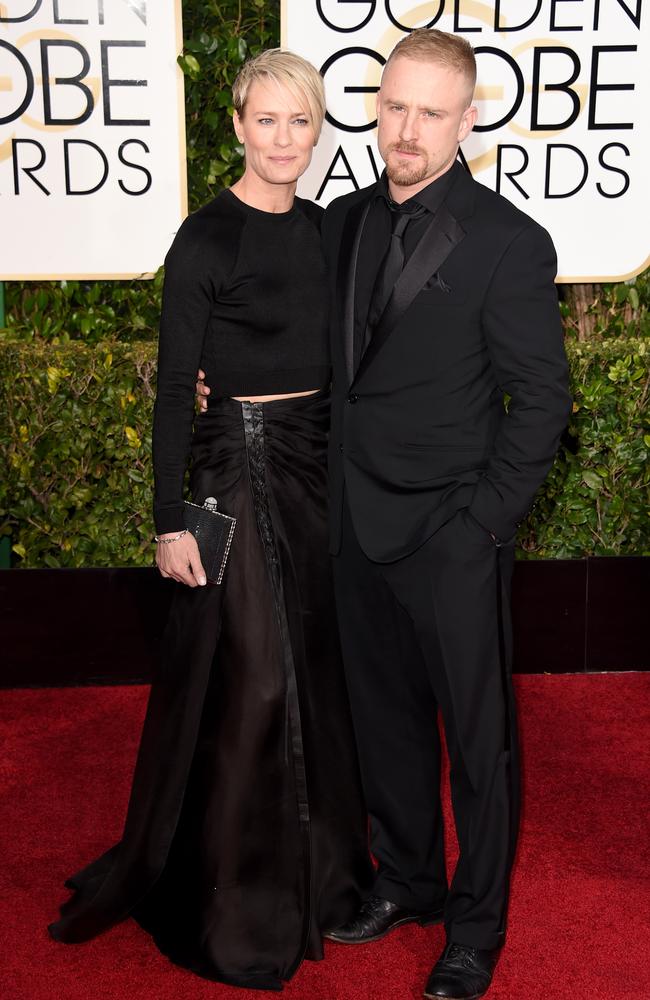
top-left (0, 0), bottom-right (187, 278)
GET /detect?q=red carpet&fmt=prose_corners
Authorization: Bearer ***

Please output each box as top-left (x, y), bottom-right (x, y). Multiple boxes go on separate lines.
top-left (1, 674), bottom-right (648, 1000)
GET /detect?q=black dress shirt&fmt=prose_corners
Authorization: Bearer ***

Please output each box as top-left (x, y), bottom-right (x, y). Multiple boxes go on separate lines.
top-left (353, 161), bottom-right (461, 366)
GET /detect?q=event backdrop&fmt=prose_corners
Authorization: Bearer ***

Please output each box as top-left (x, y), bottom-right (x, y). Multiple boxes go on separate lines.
top-left (282, 0), bottom-right (649, 281)
top-left (0, 0), bottom-right (186, 278)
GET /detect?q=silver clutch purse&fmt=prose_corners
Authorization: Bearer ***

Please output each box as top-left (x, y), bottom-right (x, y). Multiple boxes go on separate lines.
top-left (183, 496), bottom-right (236, 585)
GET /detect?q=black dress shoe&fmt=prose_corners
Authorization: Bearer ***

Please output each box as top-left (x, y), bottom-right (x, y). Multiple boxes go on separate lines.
top-left (424, 943), bottom-right (500, 999)
top-left (323, 894), bottom-right (444, 944)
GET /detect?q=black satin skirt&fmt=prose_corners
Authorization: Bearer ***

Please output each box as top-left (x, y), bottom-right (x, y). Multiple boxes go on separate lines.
top-left (49, 389), bottom-right (373, 990)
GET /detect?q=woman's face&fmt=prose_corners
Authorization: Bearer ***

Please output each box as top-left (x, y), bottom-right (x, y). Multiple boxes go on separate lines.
top-left (234, 78), bottom-right (317, 188)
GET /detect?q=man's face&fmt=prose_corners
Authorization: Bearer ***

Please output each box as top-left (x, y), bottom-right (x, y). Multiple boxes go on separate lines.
top-left (376, 56), bottom-right (477, 200)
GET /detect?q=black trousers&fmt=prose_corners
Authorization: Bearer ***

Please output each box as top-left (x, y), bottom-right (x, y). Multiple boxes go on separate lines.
top-left (332, 498), bottom-right (520, 951)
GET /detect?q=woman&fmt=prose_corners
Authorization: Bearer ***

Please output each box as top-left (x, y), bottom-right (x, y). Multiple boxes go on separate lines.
top-left (50, 50), bottom-right (372, 990)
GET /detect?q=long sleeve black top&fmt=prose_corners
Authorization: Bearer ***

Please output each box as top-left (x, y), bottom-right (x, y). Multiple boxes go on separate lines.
top-left (152, 189), bottom-right (330, 534)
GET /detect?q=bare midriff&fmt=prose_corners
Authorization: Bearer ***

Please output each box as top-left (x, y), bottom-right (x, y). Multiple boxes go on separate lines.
top-left (230, 389), bottom-right (320, 403)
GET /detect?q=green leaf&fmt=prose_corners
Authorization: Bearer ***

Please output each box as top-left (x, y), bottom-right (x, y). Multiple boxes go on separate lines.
top-left (124, 426), bottom-right (142, 449)
top-left (582, 471), bottom-right (602, 490)
top-left (184, 53), bottom-right (201, 74)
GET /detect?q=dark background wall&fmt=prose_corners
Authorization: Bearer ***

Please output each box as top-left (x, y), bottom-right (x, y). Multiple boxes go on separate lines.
top-left (1, 558), bottom-right (647, 687)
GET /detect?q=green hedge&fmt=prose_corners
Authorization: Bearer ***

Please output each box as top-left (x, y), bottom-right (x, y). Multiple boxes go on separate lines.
top-left (516, 338), bottom-right (649, 559)
top-left (1, 338), bottom-right (647, 567)
top-left (1, 343), bottom-right (156, 568)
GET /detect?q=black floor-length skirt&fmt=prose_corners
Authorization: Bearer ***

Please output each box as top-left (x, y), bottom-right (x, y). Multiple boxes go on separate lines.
top-left (50, 389), bottom-right (373, 990)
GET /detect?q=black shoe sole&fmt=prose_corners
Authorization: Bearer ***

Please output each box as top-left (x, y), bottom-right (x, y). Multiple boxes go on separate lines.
top-left (324, 909), bottom-right (444, 945)
top-left (424, 987), bottom-right (488, 1000)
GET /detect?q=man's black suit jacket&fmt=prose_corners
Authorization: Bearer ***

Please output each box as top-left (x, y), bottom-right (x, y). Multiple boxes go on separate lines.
top-left (322, 162), bottom-right (572, 563)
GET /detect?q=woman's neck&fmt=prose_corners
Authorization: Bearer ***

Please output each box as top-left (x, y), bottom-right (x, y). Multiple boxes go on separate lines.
top-left (230, 172), bottom-right (296, 214)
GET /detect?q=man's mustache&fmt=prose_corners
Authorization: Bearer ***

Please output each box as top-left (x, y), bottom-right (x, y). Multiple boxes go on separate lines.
top-left (389, 142), bottom-right (425, 156)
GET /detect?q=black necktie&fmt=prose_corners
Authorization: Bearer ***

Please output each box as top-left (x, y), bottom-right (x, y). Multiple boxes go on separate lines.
top-left (364, 201), bottom-right (428, 354)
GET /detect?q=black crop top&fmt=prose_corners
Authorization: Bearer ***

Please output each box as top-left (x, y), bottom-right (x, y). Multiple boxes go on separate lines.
top-left (152, 189), bottom-right (330, 534)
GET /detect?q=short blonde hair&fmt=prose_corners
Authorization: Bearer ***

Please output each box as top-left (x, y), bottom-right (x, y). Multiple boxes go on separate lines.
top-left (385, 29), bottom-right (476, 104)
top-left (232, 49), bottom-right (326, 140)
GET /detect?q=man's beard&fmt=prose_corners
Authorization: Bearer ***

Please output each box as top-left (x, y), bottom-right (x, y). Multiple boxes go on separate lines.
top-left (385, 143), bottom-right (430, 187)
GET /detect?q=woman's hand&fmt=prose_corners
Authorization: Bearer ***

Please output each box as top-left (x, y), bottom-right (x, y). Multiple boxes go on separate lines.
top-left (156, 531), bottom-right (207, 587)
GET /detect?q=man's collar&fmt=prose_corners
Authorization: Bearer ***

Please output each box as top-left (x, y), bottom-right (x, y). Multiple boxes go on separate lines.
top-left (375, 159), bottom-right (462, 214)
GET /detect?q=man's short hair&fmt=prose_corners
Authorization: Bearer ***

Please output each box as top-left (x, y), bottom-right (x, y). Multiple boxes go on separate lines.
top-left (232, 49), bottom-right (326, 140)
top-left (384, 29), bottom-right (477, 104)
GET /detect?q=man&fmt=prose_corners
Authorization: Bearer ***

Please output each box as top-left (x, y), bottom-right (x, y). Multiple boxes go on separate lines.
top-left (318, 29), bottom-right (570, 1000)
top-left (197, 29), bottom-right (570, 999)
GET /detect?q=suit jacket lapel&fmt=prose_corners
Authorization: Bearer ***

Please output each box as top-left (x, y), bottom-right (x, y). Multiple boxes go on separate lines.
top-left (337, 197), bottom-right (372, 386)
top-left (354, 202), bottom-right (466, 383)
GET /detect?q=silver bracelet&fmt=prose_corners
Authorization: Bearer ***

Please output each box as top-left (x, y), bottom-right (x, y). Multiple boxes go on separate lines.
top-left (154, 529), bottom-right (188, 544)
